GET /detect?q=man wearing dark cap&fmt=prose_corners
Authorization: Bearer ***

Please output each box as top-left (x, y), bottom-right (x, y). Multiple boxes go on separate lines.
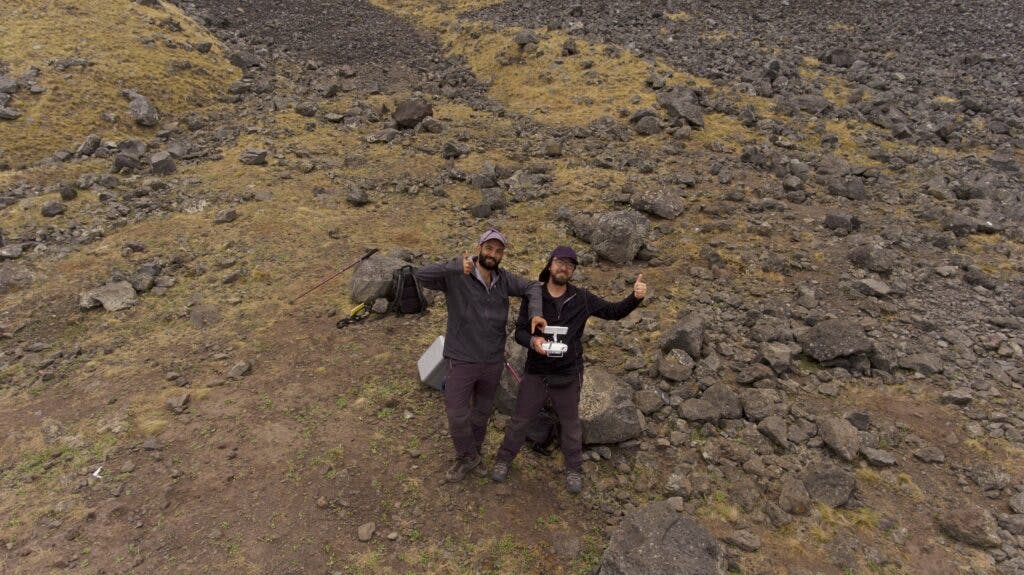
top-left (415, 229), bottom-right (546, 482)
top-left (490, 246), bottom-right (646, 493)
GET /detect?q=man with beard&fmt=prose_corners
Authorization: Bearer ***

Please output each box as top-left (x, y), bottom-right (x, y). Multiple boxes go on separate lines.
top-left (415, 229), bottom-right (546, 482)
top-left (490, 246), bottom-right (646, 494)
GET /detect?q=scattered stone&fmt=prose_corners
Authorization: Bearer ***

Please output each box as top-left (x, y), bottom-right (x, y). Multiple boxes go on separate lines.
top-left (166, 392), bottom-right (190, 414)
top-left (799, 318), bottom-right (873, 362)
top-left (722, 529), bottom-right (761, 552)
top-left (41, 201), bottom-right (66, 217)
top-left (898, 353), bottom-right (943, 375)
top-left (656, 87), bottom-right (704, 128)
top-left (629, 188), bottom-right (684, 219)
top-left (1009, 493), bottom-right (1024, 515)
top-left (357, 522), bottom-right (376, 542)
top-left (150, 151), bottom-right (176, 175)
top-left (346, 188), bottom-right (370, 206)
top-left (937, 506), bottom-right (1001, 548)
top-left (701, 384), bottom-right (743, 419)
top-left (861, 447), bottom-right (897, 467)
top-left (598, 501), bottom-right (725, 575)
top-left (658, 349), bottom-right (695, 382)
top-left (239, 149), bottom-right (268, 165)
top-left (758, 415), bottom-right (790, 449)
top-left (940, 389), bottom-right (973, 406)
top-left (227, 361), bottom-right (251, 379)
top-left (913, 446), bottom-right (945, 464)
top-left (678, 399), bottom-right (719, 424)
top-left (79, 281), bottom-right (138, 311)
top-left (123, 89), bottom-right (159, 127)
top-left (441, 141), bottom-right (469, 159)
top-left (818, 416), bottom-right (861, 462)
top-left (855, 278), bottom-right (891, 298)
top-left (659, 313), bottom-right (703, 359)
top-left (803, 464), bottom-right (856, 508)
top-left (779, 475), bottom-right (811, 515)
top-left (214, 209), bottom-right (238, 224)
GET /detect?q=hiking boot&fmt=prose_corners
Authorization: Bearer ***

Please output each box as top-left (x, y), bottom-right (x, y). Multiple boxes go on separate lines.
top-left (566, 470), bottom-right (583, 494)
top-left (445, 455), bottom-right (481, 483)
top-left (490, 461), bottom-right (509, 483)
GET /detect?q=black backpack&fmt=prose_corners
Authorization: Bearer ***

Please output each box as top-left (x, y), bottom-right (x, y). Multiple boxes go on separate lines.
top-left (389, 265), bottom-right (428, 314)
top-left (526, 405), bottom-right (561, 455)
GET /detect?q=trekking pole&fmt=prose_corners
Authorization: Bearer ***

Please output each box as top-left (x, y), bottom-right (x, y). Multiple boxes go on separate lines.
top-left (289, 248), bottom-right (379, 304)
top-left (504, 361), bottom-right (523, 386)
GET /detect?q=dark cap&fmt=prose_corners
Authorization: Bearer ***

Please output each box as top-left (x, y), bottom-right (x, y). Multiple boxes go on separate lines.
top-left (549, 245), bottom-right (578, 265)
top-left (539, 245), bottom-right (579, 282)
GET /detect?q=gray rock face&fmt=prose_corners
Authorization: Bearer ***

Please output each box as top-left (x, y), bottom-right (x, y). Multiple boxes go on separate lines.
top-left (580, 368), bottom-right (645, 444)
top-left (598, 500), bottom-right (724, 575)
top-left (799, 318), bottom-right (873, 362)
top-left (41, 201), bottom-right (66, 217)
top-left (75, 134), bottom-right (102, 157)
top-left (937, 506), bottom-right (1001, 548)
top-left (588, 210), bottom-right (650, 264)
top-left (678, 399), bottom-right (719, 424)
top-left (239, 149), bottom-right (268, 165)
top-left (629, 189), bottom-right (684, 219)
top-left (860, 447), bottom-right (897, 467)
top-left (150, 151), bottom-right (176, 175)
top-left (1010, 493), bottom-right (1024, 515)
top-left (818, 416), bottom-right (861, 462)
top-left (779, 474), bottom-right (811, 515)
top-left (802, 464), bottom-right (856, 508)
top-left (393, 97), bottom-right (433, 129)
top-left (898, 353), bottom-right (943, 375)
top-left (79, 281), bottom-right (138, 311)
top-left (350, 254), bottom-right (407, 303)
top-left (658, 349), bottom-right (695, 382)
top-left (659, 312), bottom-right (703, 359)
top-left (124, 90), bottom-right (159, 127)
top-left (656, 87), bottom-right (705, 128)
top-left (758, 415), bottom-right (790, 449)
top-left (701, 384), bottom-right (743, 419)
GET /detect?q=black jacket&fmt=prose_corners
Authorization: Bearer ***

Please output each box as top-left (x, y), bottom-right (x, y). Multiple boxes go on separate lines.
top-left (514, 283), bottom-right (641, 375)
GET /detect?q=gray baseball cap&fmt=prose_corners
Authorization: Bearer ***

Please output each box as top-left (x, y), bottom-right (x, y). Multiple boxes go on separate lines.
top-left (478, 228), bottom-right (507, 247)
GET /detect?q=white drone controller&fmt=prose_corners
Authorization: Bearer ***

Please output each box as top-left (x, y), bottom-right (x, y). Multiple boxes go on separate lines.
top-left (540, 326), bottom-right (569, 358)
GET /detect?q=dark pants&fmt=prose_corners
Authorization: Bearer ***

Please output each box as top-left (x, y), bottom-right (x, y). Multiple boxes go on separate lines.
top-left (444, 359), bottom-right (504, 459)
top-left (496, 371), bottom-right (584, 472)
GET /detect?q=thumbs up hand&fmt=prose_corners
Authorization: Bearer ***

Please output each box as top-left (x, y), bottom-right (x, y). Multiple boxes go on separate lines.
top-left (462, 251), bottom-right (473, 275)
top-left (633, 273), bottom-right (647, 299)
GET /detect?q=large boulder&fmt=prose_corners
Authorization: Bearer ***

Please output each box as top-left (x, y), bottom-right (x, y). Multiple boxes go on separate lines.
top-left (349, 254), bottom-right (407, 303)
top-left (937, 505), bottom-right (1001, 548)
top-left (588, 210), bottom-right (650, 264)
top-left (79, 281), bottom-right (138, 311)
top-left (580, 368), bottom-right (645, 445)
top-left (392, 97), bottom-right (433, 129)
top-left (799, 318), bottom-right (873, 362)
top-left (598, 500), bottom-right (725, 575)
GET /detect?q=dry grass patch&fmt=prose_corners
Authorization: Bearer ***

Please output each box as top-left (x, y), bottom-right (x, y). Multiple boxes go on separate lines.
top-left (0, 0), bottom-right (238, 167)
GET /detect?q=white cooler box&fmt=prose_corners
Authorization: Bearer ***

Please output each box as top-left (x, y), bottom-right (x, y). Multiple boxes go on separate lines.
top-left (417, 336), bottom-right (446, 390)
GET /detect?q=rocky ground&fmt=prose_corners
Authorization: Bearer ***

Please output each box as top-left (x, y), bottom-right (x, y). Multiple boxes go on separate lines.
top-left (1, 0), bottom-right (1023, 574)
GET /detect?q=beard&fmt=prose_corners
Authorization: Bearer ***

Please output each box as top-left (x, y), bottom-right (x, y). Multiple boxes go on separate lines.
top-left (550, 271), bottom-right (571, 285)
top-left (479, 255), bottom-right (500, 270)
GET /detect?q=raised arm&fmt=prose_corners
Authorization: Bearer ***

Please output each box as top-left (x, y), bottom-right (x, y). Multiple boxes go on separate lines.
top-left (506, 273), bottom-right (543, 321)
top-left (414, 256), bottom-right (462, 292)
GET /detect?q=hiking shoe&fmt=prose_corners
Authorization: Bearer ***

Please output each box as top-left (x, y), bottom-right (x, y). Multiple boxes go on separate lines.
top-left (566, 471), bottom-right (583, 494)
top-left (490, 461), bottom-right (510, 483)
top-left (445, 455), bottom-right (481, 483)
